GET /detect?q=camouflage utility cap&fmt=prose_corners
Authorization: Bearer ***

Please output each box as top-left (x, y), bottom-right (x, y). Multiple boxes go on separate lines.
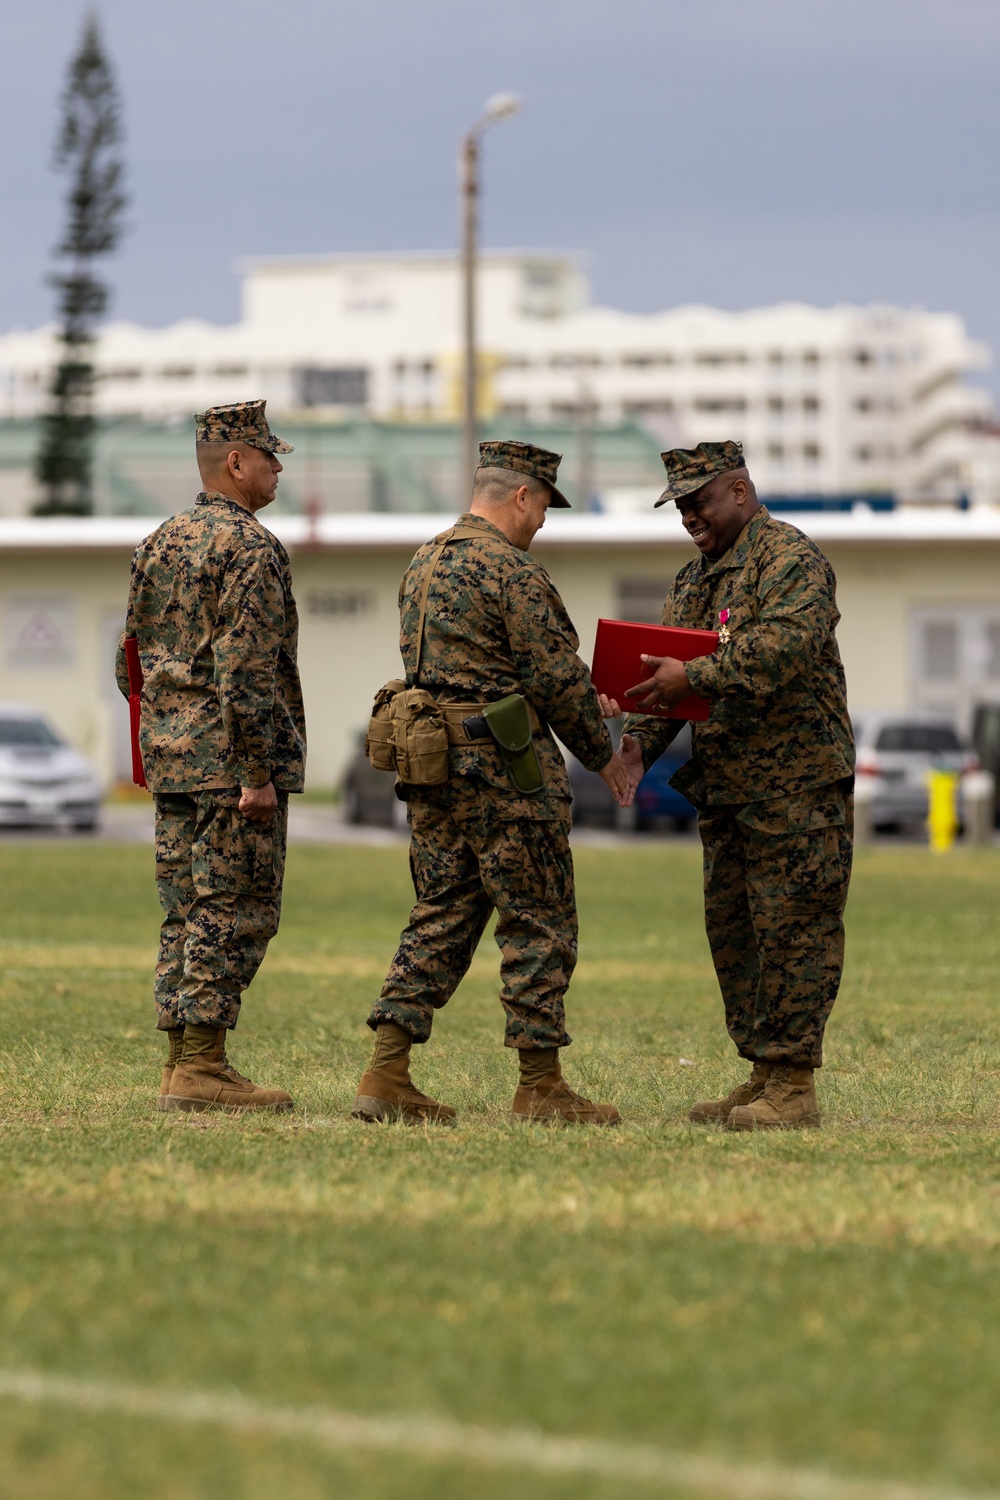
top-left (655, 439), bottom-right (745, 507)
top-left (478, 439), bottom-right (570, 508)
top-left (194, 399), bottom-right (294, 455)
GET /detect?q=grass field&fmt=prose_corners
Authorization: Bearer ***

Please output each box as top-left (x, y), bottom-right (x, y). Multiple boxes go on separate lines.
top-left (1, 836), bottom-right (999, 1500)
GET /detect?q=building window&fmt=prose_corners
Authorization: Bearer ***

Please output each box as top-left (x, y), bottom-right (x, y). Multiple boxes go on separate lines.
top-left (694, 351), bottom-right (747, 366)
top-left (766, 396), bottom-right (785, 414)
top-left (854, 445), bottom-right (873, 461)
top-left (621, 352), bottom-right (674, 368)
top-left (213, 365), bottom-right (248, 378)
top-left (767, 442), bottom-right (785, 460)
top-left (802, 395), bottom-right (821, 413)
top-left (854, 348), bottom-right (873, 365)
top-left (499, 402), bottom-right (529, 419)
top-left (912, 609), bottom-right (1000, 722)
top-left (802, 350), bottom-right (820, 365)
top-left (924, 621), bottom-right (958, 681)
top-left (549, 353), bottom-right (600, 369)
top-left (615, 577), bottom-right (673, 625)
top-left (623, 400), bottom-right (674, 417)
top-left (767, 350), bottom-right (784, 365)
top-left (160, 366), bottom-right (195, 379)
top-left (987, 622), bottom-right (1000, 679)
top-left (802, 442), bottom-right (822, 461)
top-left (501, 355), bottom-right (531, 370)
top-left (296, 367), bottom-right (368, 406)
top-left (693, 397), bottom-right (746, 413)
top-left (104, 367), bottom-right (142, 381)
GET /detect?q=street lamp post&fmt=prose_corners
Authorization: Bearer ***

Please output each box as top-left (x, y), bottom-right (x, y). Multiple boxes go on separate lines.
top-left (459, 92), bottom-right (520, 505)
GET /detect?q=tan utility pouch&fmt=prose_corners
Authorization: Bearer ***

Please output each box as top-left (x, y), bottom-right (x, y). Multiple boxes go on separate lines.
top-left (364, 678), bottom-right (406, 771)
top-left (390, 688), bottom-right (450, 785)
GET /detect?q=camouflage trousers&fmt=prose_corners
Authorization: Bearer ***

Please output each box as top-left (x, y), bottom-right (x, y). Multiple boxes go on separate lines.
top-left (368, 781), bottom-right (576, 1049)
top-left (698, 780), bottom-right (854, 1069)
top-left (153, 791), bottom-right (288, 1031)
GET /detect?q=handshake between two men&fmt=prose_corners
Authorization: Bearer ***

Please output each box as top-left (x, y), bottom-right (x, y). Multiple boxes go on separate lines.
top-left (594, 651), bottom-right (695, 810)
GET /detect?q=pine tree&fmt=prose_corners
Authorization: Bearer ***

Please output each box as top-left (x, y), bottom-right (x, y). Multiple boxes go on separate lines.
top-left (34, 14), bottom-right (126, 516)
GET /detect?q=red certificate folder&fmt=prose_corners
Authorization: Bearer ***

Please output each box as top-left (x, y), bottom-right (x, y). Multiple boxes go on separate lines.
top-left (123, 637), bottom-right (147, 788)
top-left (591, 619), bottom-right (719, 721)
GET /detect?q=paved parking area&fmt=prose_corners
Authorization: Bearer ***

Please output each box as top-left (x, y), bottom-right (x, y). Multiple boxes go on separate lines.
top-left (0, 801), bottom-right (702, 847)
top-left (0, 801), bottom-right (993, 848)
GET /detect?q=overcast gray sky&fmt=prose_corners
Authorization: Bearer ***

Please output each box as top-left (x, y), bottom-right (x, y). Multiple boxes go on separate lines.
top-left (5, 0), bottom-right (1000, 393)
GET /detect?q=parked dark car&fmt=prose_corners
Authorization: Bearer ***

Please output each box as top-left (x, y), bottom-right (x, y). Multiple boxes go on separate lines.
top-left (568, 722), bottom-right (695, 830)
top-left (341, 732), bottom-right (407, 827)
top-left (971, 701), bottom-right (1000, 826)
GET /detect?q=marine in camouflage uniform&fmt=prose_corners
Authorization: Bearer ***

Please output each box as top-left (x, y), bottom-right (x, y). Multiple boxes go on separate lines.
top-left (622, 440), bottom-right (855, 1129)
top-left (116, 399), bottom-right (305, 1113)
top-left (353, 440), bottom-right (623, 1126)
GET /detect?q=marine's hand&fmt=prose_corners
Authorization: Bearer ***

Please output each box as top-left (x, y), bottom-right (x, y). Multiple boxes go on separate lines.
top-left (240, 782), bottom-right (278, 821)
top-left (624, 654), bottom-right (690, 712)
top-left (598, 751), bottom-right (630, 805)
top-left (616, 733), bottom-right (645, 809)
top-left (598, 692), bottom-right (623, 718)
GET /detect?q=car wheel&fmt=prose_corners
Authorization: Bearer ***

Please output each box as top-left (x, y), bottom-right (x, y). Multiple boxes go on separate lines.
top-left (343, 783), bottom-right (362, 824)
top-left (71, 818), bottom-right (98, 833)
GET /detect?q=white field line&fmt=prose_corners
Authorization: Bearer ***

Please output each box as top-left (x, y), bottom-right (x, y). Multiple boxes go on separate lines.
top-left (0, 1368), bottom-right (993, 1500)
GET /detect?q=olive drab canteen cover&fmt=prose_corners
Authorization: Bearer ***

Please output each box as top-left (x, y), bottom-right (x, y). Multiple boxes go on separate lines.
top-left (591, 619), bottom-right (719, 721)
top-left (481, 693), bottom-right (544, 795)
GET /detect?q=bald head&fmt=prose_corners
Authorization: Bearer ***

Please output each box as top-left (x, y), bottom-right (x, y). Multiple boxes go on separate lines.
top-left (197, 439), bottom-right (252, 484)
top-left (469, 465), bottom-right (553, 550)
top-left (195, 439), bottom-right (283, 514)
top-left (472, 465), bottom-right (550, 507)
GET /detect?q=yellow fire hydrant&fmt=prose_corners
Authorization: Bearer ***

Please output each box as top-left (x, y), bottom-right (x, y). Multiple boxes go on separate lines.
top-left (927, 769), bottom-right (960, 852)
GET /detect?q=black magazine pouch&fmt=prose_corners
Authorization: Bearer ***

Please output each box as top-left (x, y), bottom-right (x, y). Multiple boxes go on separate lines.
top-left (482, 694), bottom-right (544, 795)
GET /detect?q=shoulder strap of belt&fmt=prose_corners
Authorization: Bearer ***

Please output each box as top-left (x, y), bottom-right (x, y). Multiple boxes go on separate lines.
top-left (412, 523), bottom-right (516, 687)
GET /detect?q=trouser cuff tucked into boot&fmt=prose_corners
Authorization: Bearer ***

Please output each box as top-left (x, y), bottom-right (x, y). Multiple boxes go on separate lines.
top-left (510, 1048), bottom-right (621, 1126)
top-left (156, 1026), bottom-right (185, 1112)
top-left (165, 1024), bottom-right (293, 1115)
top-left (352, 1022), bottom-right (455, 1126)
top-left (726, 1065), bottom-right (820, 1131)
top-left (688, 1061), bottom-right (772, 1124)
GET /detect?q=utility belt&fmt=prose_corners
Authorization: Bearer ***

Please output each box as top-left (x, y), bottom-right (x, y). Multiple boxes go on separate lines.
top-left (365, 683), bottom-right (545, 794)
top-left (364, 522), bottom-right (545, 795)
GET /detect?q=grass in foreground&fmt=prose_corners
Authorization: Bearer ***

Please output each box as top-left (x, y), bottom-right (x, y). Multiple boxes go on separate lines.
top-left (0, 838), bottom-right (998, 1499)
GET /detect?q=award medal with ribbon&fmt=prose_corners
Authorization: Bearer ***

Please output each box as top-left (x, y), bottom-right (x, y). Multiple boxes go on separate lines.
top-left (718, 608), bottom-right (731, 646)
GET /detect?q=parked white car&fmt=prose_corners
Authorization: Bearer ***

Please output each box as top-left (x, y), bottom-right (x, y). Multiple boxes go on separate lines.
top-left (854, 712), bottom-right (977, 831)
top-left (0, 703), bottom-right (102, 830)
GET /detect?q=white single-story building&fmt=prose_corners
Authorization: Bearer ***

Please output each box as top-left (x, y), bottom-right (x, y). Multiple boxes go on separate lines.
top-left (1, 506), bottom-right (998, 789)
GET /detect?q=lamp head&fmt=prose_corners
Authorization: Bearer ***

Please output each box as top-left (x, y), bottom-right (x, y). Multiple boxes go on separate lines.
top-left (484, 92), bottom-right (521, 122)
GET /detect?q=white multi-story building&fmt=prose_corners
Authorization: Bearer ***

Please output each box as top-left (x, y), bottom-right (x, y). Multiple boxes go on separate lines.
top-left (0, 251), bottom-right (992, 501)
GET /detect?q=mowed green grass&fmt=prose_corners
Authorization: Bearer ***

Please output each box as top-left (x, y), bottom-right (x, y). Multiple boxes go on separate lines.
top-left (0, 836), bottom-right (999, 1500)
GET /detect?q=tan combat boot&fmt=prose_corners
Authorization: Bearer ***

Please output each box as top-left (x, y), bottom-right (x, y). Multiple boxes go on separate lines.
top-left (688, 1061), bottom-right (772, 1124)
top-left (726, 1064), bottom-right (820, 1131)
top-left (156, 1027), bottom-right (185, 1112)
top-left (165, 1025), bottom-right (294, 1114)
top-left (510, 1048), bottom-right (621, 1126)
top-left (352, 1022), bottom-right (456, 1126)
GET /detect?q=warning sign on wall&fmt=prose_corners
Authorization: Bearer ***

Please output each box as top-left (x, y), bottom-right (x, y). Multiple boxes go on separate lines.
top-left (6, 595), bottom-right (76, 669)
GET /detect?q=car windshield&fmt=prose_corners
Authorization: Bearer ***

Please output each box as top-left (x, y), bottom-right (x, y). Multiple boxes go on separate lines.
top-left (0, 717), bottom-right (62, 748)
top-left (875, 724), bottom-right (962, 753)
